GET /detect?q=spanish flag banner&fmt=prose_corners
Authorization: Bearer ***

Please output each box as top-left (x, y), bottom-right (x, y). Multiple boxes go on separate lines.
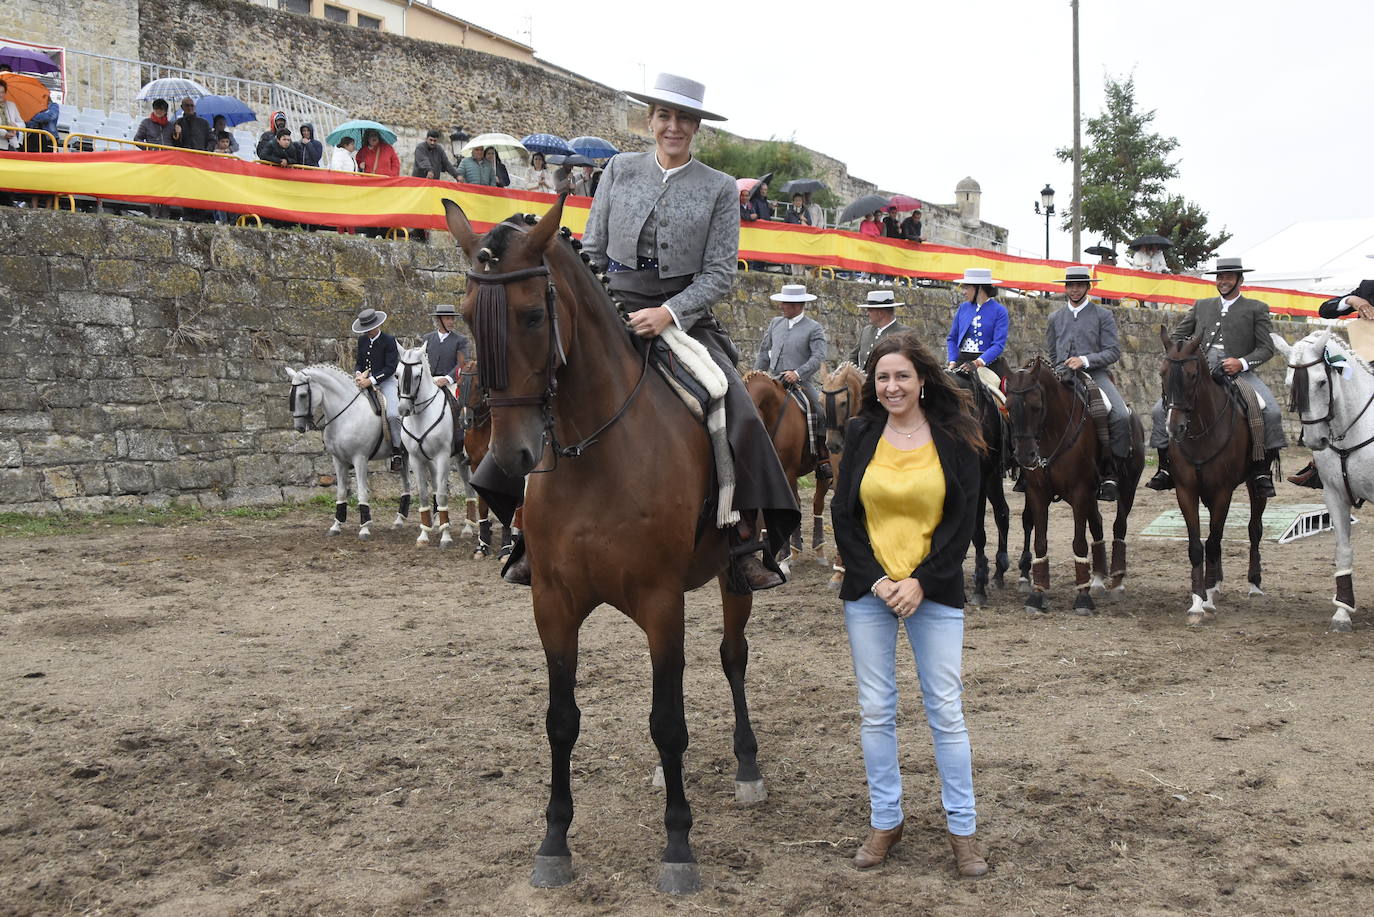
top-left (0, 150), bottom-right (1329, 317)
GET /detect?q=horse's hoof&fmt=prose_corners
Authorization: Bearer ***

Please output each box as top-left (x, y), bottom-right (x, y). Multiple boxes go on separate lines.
top-left (1017, 578), bottom-right (1032, 595)
top-left (1186, 612), bottom-right (1204, 627)
top-left (969, 591), bottom-right (986, 607)
top-left (357, 530), bottom-right (371, 542)
top-left (1089, 579), bottom-right (1107, 597)
top-left (391, 515), bottom-right (406, 529)
top-left (1109, 585), bottom-right (1126, 602)
top-left (438, 537), bottom-right (452, 550)
top-left (327, 527), bottom-right (341, 537)
top-left (993, 573), bottom-right (1006, 590)
top-left (530, 855), bottom-right (574, 888)
top-left (1248, 583), bottom-right (1265, 597)
top-left (1024, 604), bottom-right (1046, 615)
top-left (778, 560), bottom-right (791, 578)
top-left (1329, 619), bottom-right (1354, 634)
top-left (735, 779), bottom-right (767, 806)
top-left (826, 579), bottom-right (842, 594)
top-left (657, 861), bottom-right (702, 896)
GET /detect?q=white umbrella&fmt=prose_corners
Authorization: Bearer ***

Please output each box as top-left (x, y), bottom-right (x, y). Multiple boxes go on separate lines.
top-left (459, 132), bottom-right (528, 163)
top-left (136, 77), bottom-right (211, 102)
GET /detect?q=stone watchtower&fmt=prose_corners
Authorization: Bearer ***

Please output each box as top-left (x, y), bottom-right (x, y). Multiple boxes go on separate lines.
top-left (955, 176), bottom-right (982, 228)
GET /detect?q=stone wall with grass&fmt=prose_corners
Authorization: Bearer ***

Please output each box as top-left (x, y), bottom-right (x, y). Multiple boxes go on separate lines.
top-left (1, 208), bottom-right (1310, 515)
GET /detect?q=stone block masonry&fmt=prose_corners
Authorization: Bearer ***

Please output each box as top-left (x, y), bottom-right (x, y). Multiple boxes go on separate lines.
top-left (0, 208), bottom-right (1309, 514)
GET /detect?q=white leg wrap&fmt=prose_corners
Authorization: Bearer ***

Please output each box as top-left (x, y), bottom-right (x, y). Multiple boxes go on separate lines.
top-left (1073, 554), bottom-right (1090, 564)
top-left (436, 505), bottom-right (449, 514)
top-left (1335, 568), bottom-right (1354, 578)
top-left (1032, 555), bottom-right (1048, 565)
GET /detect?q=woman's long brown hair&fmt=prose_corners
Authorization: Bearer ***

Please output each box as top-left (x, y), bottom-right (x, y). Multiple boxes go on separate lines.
top-left (859, 332), bottom-right (988, 454)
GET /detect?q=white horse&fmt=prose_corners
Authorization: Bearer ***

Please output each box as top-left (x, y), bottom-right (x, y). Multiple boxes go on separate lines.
top-left (397, 342), bottom-right (459, 548)
top-left (286, 364), bottom-right (412, 539)
top-left (1281, 329), bottom-right (1374, 632)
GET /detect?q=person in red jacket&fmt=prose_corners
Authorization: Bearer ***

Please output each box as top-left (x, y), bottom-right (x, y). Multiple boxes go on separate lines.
top-left (355, 128), bottom-right (399, 176)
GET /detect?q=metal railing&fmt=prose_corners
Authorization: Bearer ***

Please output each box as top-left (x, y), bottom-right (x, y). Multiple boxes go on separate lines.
top-left (58, 48), bottom-right (349, 139)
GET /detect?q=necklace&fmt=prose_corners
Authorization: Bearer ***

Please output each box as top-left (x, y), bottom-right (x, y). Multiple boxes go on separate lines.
top-left (886, 417), bottom-right (929, 439)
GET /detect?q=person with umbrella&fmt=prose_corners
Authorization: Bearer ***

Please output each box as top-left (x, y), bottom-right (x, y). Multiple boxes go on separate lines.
top-left (329, 136), bottom-right (358, 172)
top-left (882, 207), bottom-right (901, 239)
top-left (859, 212), bottom-right (883, 238)
top-left (22, 87), bottom-right (57, 153)
top-left (170, 97), bottom-right (211, 153)
top-left (0, 79), bottom-right (23, 151)
top-left (456, 145), bottom-right (497, 186)
top-left (900, 208), bottom-right (922, 242)
top-left (1128, 234), bottom-right (1170, 273)
top-left (525, 152), bottom-right (553, 193)
top-left (784, 193), bottom-right (811, 225)
top-left (357, 127), bottom-right (399, 177)
top-left (576, 71), bottom-right (799, 592)
top-left (209, 115), bottom-right (238, 153)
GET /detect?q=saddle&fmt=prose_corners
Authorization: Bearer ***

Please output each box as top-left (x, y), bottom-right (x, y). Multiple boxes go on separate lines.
top-left (1220, 375), bottom-right (1267, 462)
top-left (648, 337), bottom-right (712, 420)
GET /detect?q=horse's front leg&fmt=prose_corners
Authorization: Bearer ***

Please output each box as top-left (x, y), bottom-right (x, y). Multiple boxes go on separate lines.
top-left (329, 453), bottom-right (348, 536)
top-left (718, 575), bottom-right (765, 804)
top-left (1176, 491), bottom-right (1207, 625)
top-left (1324, 485), bottom-right (1356, 632)
top-left (436, 458), bottom-right (453, 549)
top-left (811, 473), bottom-right (830, 564)
top-left (1017, 500), bottom-right (1034, 594)
top-left (643, 597), bottom-right (699, 894)
top-left (530, 604), bottom-right (583, 889)
top-left (1203, 487), bottom-right (1234, 611)
top-left (1244, 478), bottom-right (1266, 598)
top-left (353, 455), bottom-right (373, 540)
top-left (1109, 465), bottom-right (1140, 598)
top-left (1070, 497), bottom-right (1097, 616)
top-left (988, 471), bottom-right (1011, 589)
top-left (1086, 504), bottom-right (1107, 598)
top-left (1025, 491), bottom-right (1051, 614)
top-left (392, 449), bottom-right (411, 529)
top-left (969, 482), bottom-right (991, 607)
top-left (413, 455), bottom-right (433, 547)
top-left (458, 458), bottom-right (476, 537)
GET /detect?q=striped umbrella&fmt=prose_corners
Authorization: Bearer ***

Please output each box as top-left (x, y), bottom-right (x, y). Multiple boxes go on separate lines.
top-left (520, 133), bottom-right (574, 156)
top-left (136, 77), bottom-right (211, 102)
top-left (569, 135), bottom-right (619, 158)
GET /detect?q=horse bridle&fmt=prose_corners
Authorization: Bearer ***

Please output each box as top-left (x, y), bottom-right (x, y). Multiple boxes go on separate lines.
top-left (290, 375), bottom-right (361, 432)
top-left (1004, 363), bottom-right (1086, 470)
top-left (1161, 346), bottom-right (1238, 466)
top-left (457, 367), bottom-right (489, 431)
top-left (465, 259), bottom-right (650, 466)
top-left (1290, 348), bottom-right (1374, 505)
top-left (397, 356), bottom-right (449, 460)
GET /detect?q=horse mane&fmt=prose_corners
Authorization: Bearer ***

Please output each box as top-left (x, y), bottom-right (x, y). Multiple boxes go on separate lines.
top-left (1322, 331), bottom-right (1374, 376)
top-left (300, 362), bottom-right (352, 380)
top-left (741, 369), bottom-right (773, 385)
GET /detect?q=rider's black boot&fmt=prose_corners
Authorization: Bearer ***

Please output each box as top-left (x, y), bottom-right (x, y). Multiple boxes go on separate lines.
top-left (1250, 449), bottom-right (1278, 499)
top-left (1146, 448), bottom-right (1174, 491)
top-left (1095, 454), bottom-right (1120, 502)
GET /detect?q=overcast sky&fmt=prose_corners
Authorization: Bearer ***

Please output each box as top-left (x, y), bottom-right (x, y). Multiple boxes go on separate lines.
top-left (436, 0), bottom-right (1370, 264)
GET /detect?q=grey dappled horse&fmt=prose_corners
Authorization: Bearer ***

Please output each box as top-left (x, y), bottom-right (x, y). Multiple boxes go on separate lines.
top-left (1281, 330), bottom-right (1374, 631)
top-left (397, 342), bottom-right (459, 549)
top-left (285, 364), bottom-right (411, 539)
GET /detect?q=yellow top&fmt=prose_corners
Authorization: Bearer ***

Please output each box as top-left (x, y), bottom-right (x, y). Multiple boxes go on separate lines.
top-left (860, 438), bottom-right (946, 581)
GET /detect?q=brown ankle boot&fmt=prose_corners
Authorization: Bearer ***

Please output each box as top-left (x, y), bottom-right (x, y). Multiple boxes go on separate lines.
top-left (948, 832), bottom-right (989, 878)
top-left (852, 822), bottom-right (903, 869)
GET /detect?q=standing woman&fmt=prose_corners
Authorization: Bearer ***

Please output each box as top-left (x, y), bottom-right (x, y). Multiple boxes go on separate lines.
top-left (579, 71), bottom-right (798, 591)
top-left (832, 332), bottom-right (989, 877)
top-left (945, 267), bottom-right (1010, 380)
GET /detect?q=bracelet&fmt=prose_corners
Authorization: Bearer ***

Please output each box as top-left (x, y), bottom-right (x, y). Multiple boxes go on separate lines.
top-left (870, 576), bottom-right (890, 596)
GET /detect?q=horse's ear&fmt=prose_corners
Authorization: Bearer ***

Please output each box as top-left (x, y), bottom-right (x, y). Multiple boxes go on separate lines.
top-left (520, 194), bottom-right (569, 256)
top-left (284, 366), bottom-right (298, 381)
top-left (442, 198), bottom-right (479, 257)
top-left (1158, 325), bottom-right (1170, 350)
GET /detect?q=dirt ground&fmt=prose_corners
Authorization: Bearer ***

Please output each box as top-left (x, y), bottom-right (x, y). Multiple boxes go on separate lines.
top-left (3, 483), bottom-right (1373, 916)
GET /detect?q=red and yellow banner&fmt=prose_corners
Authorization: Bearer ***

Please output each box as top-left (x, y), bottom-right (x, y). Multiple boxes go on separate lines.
top-left (0, 150), bottom-right (1329, 317)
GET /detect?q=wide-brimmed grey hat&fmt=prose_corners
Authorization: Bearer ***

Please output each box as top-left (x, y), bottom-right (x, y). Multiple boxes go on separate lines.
top-left (770, 283), bottom-right (817, 303)
top-left (858, 290), bottom-right (903, 309)
top-left (1202, 256), bottom-right (1255, 275)
top-left (957, 267), bottom-right (1000, 286)
top-left (431, 303), bottom-right (458, 318)
top-left (1061, 265), bottom-right (1096, 285)
top-left (351, 308), bottom-right (387, 334)
top-left (626, 73), bottom-right (727, 122)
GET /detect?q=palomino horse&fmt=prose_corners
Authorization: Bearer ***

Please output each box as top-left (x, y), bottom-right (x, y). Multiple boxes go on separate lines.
top-left (1005, 357), bottom-right (1145, 615)
top-left (285, 364), bottom-right (411, 539)
top-left (949, 364), bottom-right (1014, 607)
top-left (743, 370), bottom-right (815, 572)
top-left (456, 363), bottom-right (517, 560)
top-left (445, 196), bottom-right (767, 895)
top-left (1159, 332), bottom-right (1266, 625)
top-left (1285, 330), bottom-right (1374, 631)
top-left (397, 342), bottom-right (459, 549)
top-left (819, 362), bottom-right (864, 585)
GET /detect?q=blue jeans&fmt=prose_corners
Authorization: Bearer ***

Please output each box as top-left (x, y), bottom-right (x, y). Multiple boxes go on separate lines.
top-left (844, 593), bottom-right (976, 835)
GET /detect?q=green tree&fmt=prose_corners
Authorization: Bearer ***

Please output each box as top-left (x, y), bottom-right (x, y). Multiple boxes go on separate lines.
top-left (695, 133), bottom-right (838, 208)
top-left (1057, 76), bottom-right (1227, 269)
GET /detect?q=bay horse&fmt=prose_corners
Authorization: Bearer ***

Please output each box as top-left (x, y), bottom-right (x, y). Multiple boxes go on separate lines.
top-left (1285, 329), bottom-right (1374, 631)
top-left (1005, 357), bottom-right (1145, 615)
top-left (444, 196), bottom-right (766, 895)
top-left (1159, 331), bottom-right (1266, 625)
top-left (743, 370), bottom-right (814, 572)
top-left (456, 363), bottom-right (516, 560)
top-left (397, 342), bottom-right (459, 548)
top-left (819, 362), bottom-right (864, 586)
top-left (949, 364), bottom-right (1013, 606)
top-left (285, 363), bottom-right (411, 539)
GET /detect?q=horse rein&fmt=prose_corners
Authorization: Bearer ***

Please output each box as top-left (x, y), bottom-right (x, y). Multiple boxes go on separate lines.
top-left (465, 258), bottom-right (651, 468)
top-left (290, 377), bottom-right (364, 432)
top-left (1161, 347), bottom-right (1238, 466)
top-left (397, 357), bottom-right (449, 460)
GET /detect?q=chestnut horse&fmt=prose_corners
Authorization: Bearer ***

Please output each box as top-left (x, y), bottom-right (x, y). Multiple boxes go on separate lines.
top-left (743, 371), bottom-right (814, 570)
top-left (1160, 332), bottom-right (1266, 625)
top-left (1005, 357), bottom-right (1145, 615)
top-left (819, 362), bottom-right (864, 584)
top-left (456, 363), bottom-right (516, 560)
top-left (445, 196), bottom-right (765, 896)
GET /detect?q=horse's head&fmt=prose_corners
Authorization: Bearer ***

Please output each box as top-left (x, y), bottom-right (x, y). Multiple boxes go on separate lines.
top-left (1004, 357), bottom-right (1051, 469)
top-left (821, 363), bottom-right (862, 456)
top-left (396, 341), bottom-right (430, 418)
top-left (1289, 329), bottom-right (1336, 450)
top-left (1160, 328), bottom-right (1206, 443)
top-left (444, 195), bottom-right (569, 476)
top-left (285, 366), bottom-right (315, 433)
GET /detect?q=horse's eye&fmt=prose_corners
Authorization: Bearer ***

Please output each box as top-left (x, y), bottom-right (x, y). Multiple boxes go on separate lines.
top-left (522, 309), bottom-right (545, 330)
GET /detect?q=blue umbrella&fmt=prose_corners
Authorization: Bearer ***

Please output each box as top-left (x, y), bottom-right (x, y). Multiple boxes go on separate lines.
top-left (136, 77), bottom-right (210, 102)
top-left (326, 119), bottom-right (397, 147)
top-left (189, 94), bottom-right (255, 127)
top-left (520, 133), bottom-right (574, 156)
top-left (569, 135), bottom-right (619, 159)
top-left (0, 46), bottom-right (60, 75)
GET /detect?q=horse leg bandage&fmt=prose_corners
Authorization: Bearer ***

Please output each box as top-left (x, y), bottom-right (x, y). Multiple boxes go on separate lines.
top-left (335, 502), bottom-right (347, 524)
top-left (358, 503), bottom-right (371, 525)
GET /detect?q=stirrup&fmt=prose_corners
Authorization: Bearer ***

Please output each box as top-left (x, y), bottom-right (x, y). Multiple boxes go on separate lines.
top-left (1145, 468), bottom-right (1173, 491)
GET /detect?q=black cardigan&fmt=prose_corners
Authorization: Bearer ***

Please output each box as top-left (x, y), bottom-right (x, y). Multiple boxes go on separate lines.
top-left (831, 414), bottom-right (980, 608)
top-left (1321, 279), bottom-right (1374, 318)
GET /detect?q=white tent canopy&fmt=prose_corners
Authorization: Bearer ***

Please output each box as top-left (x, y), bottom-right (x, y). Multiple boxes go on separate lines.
top-left (1240, 218), bottom-right (1374, 294)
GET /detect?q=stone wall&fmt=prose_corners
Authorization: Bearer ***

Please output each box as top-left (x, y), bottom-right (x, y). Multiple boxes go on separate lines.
top-left (0, 208), bottom-right (1309, 515)
top-left (1, 0), bottom-right (141, 110)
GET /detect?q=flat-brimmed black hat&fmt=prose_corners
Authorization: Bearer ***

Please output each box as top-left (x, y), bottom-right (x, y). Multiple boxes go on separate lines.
top-left (351, 308), bottom-right (387, 334)
top-left (1202, 256), bottom-right (1254, 275)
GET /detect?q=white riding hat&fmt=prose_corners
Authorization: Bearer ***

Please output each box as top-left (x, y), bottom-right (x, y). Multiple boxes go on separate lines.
top-left (1202, 256), bottom-right (1255, 275)
top-left (858, 290), bottom-right (903, 309)
top-left (770, 283), bottom-right (817, 303)
top-left (626, 73), bottom-right (726, 122)
top-left (957, 267), bottom-right (1000, 285)
top-left (351, 308), bottom-right (387, 334)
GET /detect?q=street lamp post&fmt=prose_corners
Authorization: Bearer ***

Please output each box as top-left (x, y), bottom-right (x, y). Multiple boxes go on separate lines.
top-left (449, 127), bottom-right (471, 161)
top-left (1033, 184), bottom-right (1056, 260)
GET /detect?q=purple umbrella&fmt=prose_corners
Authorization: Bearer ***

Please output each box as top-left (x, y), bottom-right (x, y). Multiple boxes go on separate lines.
top-left (0, 46), bottom-right (60, 75)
